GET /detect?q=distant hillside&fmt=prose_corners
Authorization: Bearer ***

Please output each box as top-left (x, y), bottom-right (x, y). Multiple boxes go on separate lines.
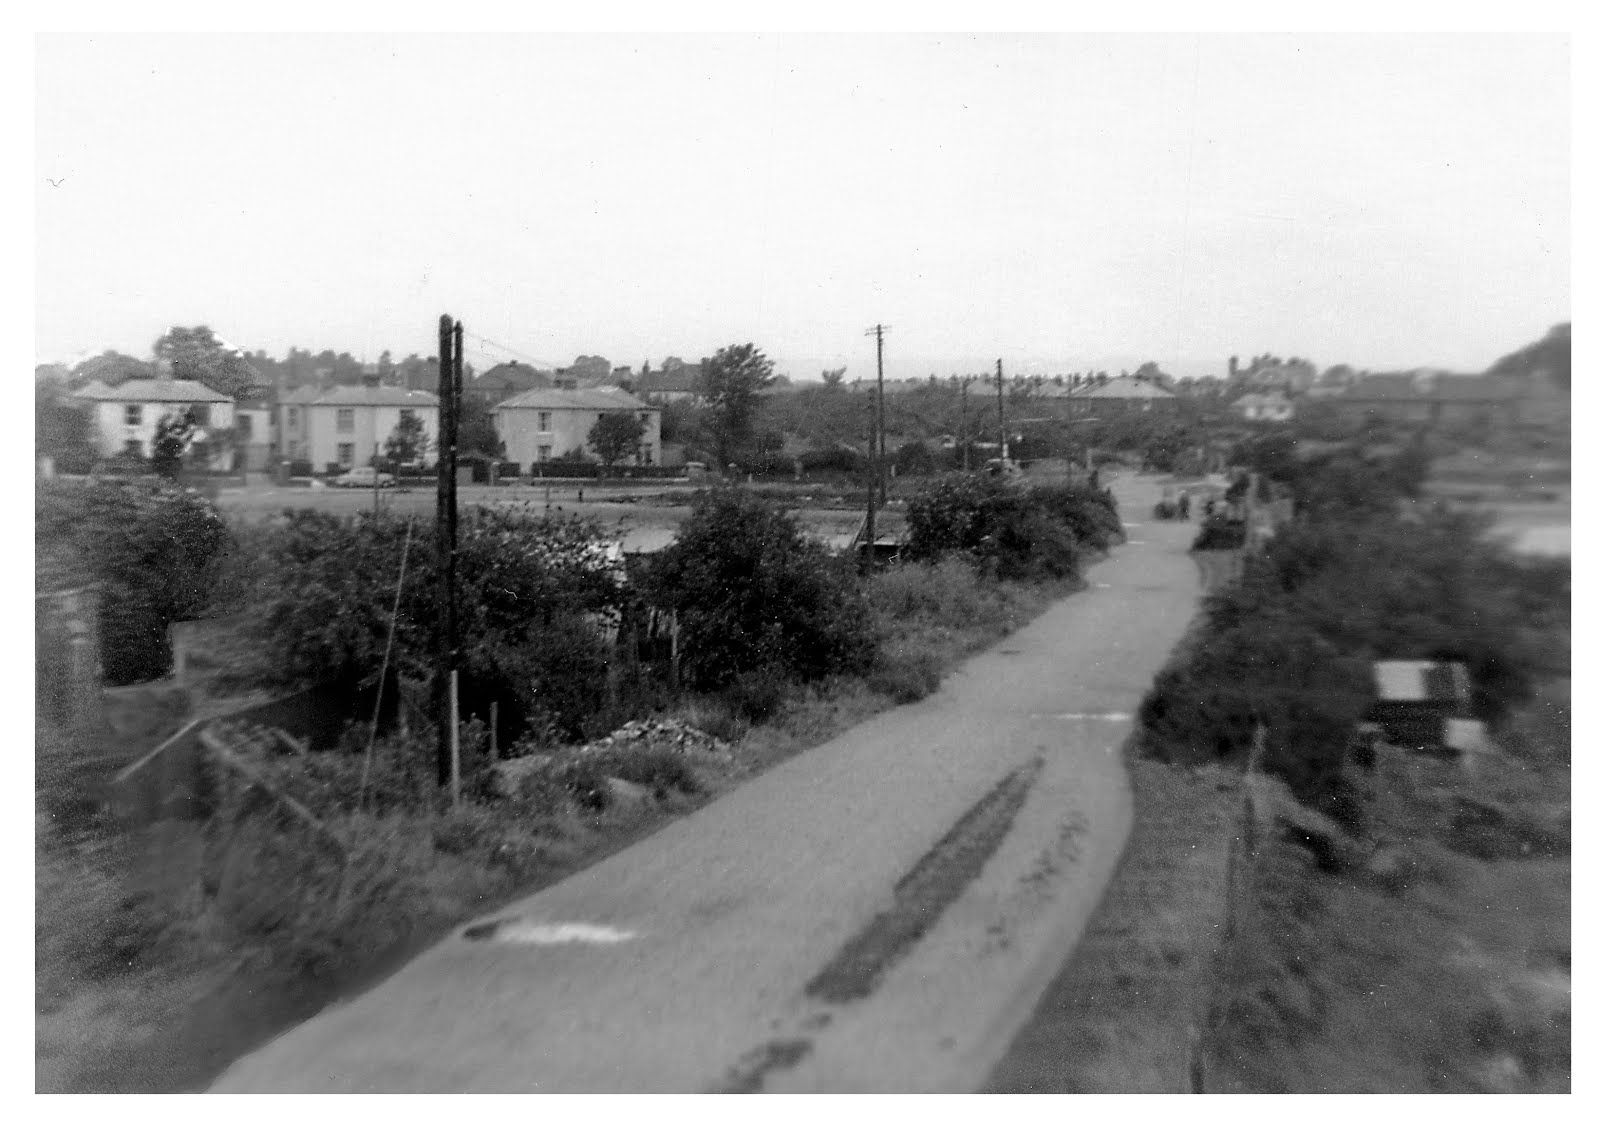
top-left (1488, 323), bottom-right (1570, 389)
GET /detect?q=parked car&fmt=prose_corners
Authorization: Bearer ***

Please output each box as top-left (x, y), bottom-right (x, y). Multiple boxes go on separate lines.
top-left (334, 466), bottom-right (397, 489)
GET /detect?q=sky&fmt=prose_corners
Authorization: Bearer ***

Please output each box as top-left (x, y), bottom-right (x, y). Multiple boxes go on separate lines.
top-left (35, 33), bottom-right (1569, 382)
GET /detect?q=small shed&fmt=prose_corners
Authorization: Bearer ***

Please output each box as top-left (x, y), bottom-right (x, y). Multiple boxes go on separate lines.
top-left (1368, 660), bottom-right (1473, 751)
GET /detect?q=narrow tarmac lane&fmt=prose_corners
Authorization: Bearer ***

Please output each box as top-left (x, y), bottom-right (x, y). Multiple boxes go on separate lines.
top-left (212, 474), bottom-right (1200, 1093)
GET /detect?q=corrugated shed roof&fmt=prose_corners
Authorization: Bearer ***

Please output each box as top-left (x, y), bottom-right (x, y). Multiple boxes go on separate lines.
top-left (498, 387), bottom-right (653, 411)
top-left (73, 378), bottom-right (230, 403)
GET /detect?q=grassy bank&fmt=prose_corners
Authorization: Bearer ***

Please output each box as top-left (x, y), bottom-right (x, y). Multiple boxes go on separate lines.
top-left (1204, 681), bottom-right (1570, 1093)
top-left (35, 557), bottom-right (1079, 1093)
top-left (985, 755), bottom-right (1240, 1093)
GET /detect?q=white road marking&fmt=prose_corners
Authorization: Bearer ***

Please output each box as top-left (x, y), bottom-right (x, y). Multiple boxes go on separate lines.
top-left (481, 922), bottom-right (638, 945)
top-left (1121, 522), bottom-right (1143, 528)
top-left (1126, 540), bottom-right (1147, 545)
top-left (1042, 712), bottom-right (1132, 722)
top-left (1094, 583), bottom-right (1113, 588)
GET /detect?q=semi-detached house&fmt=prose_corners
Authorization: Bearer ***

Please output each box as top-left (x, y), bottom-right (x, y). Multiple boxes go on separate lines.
top-left (278, 385), bottom-right (441, 471)
top-left (496, 387), bottom-right (661, 467)
top-left (72, 377), bottom-right (235, 469)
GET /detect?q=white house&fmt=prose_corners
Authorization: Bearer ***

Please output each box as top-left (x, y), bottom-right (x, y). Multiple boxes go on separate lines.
top-left (275, 385), bottom-right (322, 465)
top-left (496, 387), bottom-right (661, 468)
top-left (298, 385), bottom-right (441, 471)
top-left (1233, 391), bottom-right (1295, 422)
top-left (73, 378), bottom-right (235, 469)
top-left (233, 396), bottom-right (275, 471)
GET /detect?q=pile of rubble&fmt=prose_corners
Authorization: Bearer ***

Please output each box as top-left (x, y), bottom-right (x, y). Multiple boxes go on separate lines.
top-left (487, 717), bottom-right (734, 801)
top-left (574, 717), bottom-right (733, 765)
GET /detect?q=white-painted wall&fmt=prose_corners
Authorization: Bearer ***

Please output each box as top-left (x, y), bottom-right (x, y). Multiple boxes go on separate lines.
top-left (87, 398), bottom-right (236, 469)
top-left (304, 404), bottom-right (440, 470)
top-left (496, 406), bottom-right (662, 468)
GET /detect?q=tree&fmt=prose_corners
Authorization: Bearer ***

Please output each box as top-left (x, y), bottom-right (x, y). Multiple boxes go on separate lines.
top-left (1488, 322), bottom-right (1570, 390)
top-left (458, 396), bottom-right (504, 460)
top-left (154, 326), bottom-right (261, 397)
top-left (587, 411), bottom-right (646, 472)
top-left (151, 409), bottom-right (199, 479)
top-left (821, 366), bottom-right (846, 388)
top-left (702, 343), bottom-right (775, 466)
top-left (384, 412), bottom-right (431, 466)
top-left (70, 350), bottom-right (152, 388)
top-left (639, 489), bottom-right (875, 692)
top-left (36, 382), bottom-right (97, 471)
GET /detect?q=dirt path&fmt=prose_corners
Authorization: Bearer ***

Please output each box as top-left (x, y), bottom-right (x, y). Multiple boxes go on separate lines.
top-left (211, 475), bottom-right (1201, 1093)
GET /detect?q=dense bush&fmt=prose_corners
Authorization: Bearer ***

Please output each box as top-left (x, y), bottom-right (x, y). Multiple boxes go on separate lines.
top-left (36, 479), bottom-right (232, 684)
top-left (903, 473), bottom-right (1121, 582)
top-left (1141, 483), bottom-right (1567, 817)
top-left (638, 488), bottom-right (877, 692)
top-left (798, 446), bottom-right (866, 476)
top-left (254, 505), bottom-right (625, 740)
top-left (1192, 514), bottom-right (1247, 550)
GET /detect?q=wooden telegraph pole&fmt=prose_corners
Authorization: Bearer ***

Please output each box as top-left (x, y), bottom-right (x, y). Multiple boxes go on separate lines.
top-left (873, 324), bottom-right (888, 506)
top-left (862, 324), bottom-right (890, 568)
top-left (958, 374), bottom-right (977, 471)
top-left (434, 314), bottom-right (461, 788)
top-left (997, 358), bottom-right (1008, 463)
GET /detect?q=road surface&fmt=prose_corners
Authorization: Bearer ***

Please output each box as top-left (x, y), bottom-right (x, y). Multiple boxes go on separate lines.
top-left (212, 474), bottom-right (1200, 1093)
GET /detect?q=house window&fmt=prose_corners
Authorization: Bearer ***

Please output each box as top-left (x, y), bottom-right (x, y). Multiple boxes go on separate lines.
top-left (191, 405), bottom-right (210, 427)
top-left (125, 404), bottom-right (142, 426)
top-left (237, 414), bottom-right (253, 439)
top-left (288, 407), bottom-right (299, 426)
top-left (337, 408), bottom-right (355, 433)
top-left (399, 408), bottom-right (415, 424)
top-left (537, 411), bottom-right (552, 432)
top-left (337, 443), bottom-right (355, 467)
top-left (537, 445), bottom-right (552, 463)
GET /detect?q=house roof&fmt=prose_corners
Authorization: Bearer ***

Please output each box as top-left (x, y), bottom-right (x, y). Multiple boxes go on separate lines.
top-left (280, 385), bottom-right (324, 404)
top-left (473, 362), bottom-right (554, 392)
top-left (635, 366), bottom-right (702, 394)
top-left (73, 378), bottom-right (230, 404)
top-left (1373, 660), bottom-right (1471, 704)
top-left (498, 387), bottom-right (654, 412)
top-left (308, 386), bottom-right (441, 408)
top-left (1077, 377), bottom-right (1177, 400)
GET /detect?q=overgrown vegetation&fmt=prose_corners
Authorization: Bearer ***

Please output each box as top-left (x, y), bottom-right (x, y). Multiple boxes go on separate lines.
top-left (639, 487), bottom-right (876, 699)
top-left (253, 505), bottom-right (624, 740)
top-left (1126, 417), bottom-right (1570, 1093)
top-left (41, 471), bottom-right (1112, 1090)
top-left (36, 479), bottom-right (233, 684)
top-left (1140, 438), bottom-right (1566, 821)
top-left (903, 473), bottom-right (1122, 582)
